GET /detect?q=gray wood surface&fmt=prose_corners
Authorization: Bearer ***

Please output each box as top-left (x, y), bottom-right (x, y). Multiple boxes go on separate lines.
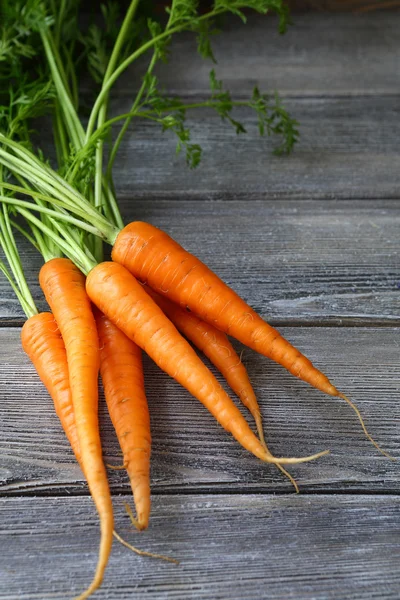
top-left (1, 326), bottom-right (398, 495)
top-left (1, 200), bottom-right (399, 321)
top-left (107, 12), bottom-right (400, 199)
top-left (36, 96), bottom-right (397, 199)
top-left (1, 494), bottom-right (399, 600)
top-left (111, 96), bottom-right (400, 198)
top-left (119, 13), bottom-right (400, 97)
top-left (1, 10), bottom-right (399, 600)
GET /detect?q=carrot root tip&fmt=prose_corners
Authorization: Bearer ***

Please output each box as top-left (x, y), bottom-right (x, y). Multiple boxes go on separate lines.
top-left (254, 413), bottom-right (267, 449)
top-left (338, 392), bottom-right (396, 461)
top-left (73, 575), bottom-right (104, 600)
top-left (276, 463), bottom-right (300, 493)
top-left (124, 502), bottom-right (148, 531)
top-left (265, 449), bottom-right (330, 465)
top-left (106, 462), bottom-right (128, 471)
top-left (257, 423), bottom-right (300, 493)
top-left (113, 530), bottom-right (179, 565)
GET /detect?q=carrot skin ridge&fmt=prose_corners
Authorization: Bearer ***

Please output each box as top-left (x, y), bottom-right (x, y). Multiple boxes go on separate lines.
top-left (112, 221), bottom-right (389, 457)
top-left (95, 310), bottom-right (152, 530)
top-left (86, 261), bottom-right (328, 466)
top-left (39, 258), bottom-right (113, 598)
top-left (21, 312), bottom-right (82, 466)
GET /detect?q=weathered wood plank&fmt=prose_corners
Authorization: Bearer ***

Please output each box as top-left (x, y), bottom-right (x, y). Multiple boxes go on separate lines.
top-left (114, 13), bottom-right (400, 97)
top-left (1, 494), bottom-right (399, 599)
top-left (109, 96), bottom-right (400, 198)
top-left (37, 14), bottom-right (400, 201)
top-left (1, 326), bottom-right (399, 495)
top-left (37, 97), bottom-right (400, 199)
top-left (1, 200), bottom-right (398, 322)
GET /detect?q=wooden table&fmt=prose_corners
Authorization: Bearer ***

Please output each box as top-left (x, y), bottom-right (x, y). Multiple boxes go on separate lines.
top-left (1, 11), bottom-right (399, 600)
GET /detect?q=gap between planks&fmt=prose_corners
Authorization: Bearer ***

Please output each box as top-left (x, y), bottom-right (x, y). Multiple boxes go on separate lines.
top-left (1, 318), bottom-right (400, 328)
top-left (2, 486), bottom-right (400, 499)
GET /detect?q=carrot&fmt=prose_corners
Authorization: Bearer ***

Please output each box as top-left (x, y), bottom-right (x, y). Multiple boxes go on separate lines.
top-left (86, 261), bottom-right (328, 466)
top-left (95, 310), bottom-right (151, 530)
top-left (143, 285), bottom-right (266, 443)
top-left (39, 257), bottom-right (113, 600)
top-left (112, 221), bottom-right (389, 458)
top-left (21, 312), bottom-right (179, 564)
top-left (21, 311), bottom-right (82, 466)
top-left (112, 223), bottom-right (338, 394)
top-left (21, 312), bottom-right (177, 561)
top-left (142, 285), bottom-right (299, 491)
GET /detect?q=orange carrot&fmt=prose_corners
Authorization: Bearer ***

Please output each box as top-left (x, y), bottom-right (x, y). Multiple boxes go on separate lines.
top-left (21, 311), bottom-right (81, 466)
top-left (112, 222), bottom-right (338, 394)
top-left (39, 257), bottom-right (112, 600)
top-left (143, 286), bottom-right (299, 491)
top-left (22, 311), bottom-right (177, 559)
top-left (143, 285), bottom-right (266, 444)
top-left (112, 222), bottom-right (388, 457)
top-left (86, 261), bottom-right (328, 466)
top-left (95, 310), bottom-right (151, 530)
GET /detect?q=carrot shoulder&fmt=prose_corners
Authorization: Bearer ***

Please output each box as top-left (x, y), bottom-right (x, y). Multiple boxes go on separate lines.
top-left (95, 310), bottom-right (151, 530)
top-left (21, 311), bottom-right (81, 466)
top-left (86, 261), bottom-right (327, 466)
top-left (39, 258), bottom-right (113, 600)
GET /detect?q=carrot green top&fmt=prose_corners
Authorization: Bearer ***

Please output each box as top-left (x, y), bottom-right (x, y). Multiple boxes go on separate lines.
top-left (0, 0), bottom-right (298, 268)
top-left (0, 196), bottom-right (38, 319)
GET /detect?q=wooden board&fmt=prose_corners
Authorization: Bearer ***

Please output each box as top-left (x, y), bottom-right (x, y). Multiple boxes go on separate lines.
top-left (1, 199), bottom-right (399, 322)
top-left (35, 96), bottom-right (400, 199)
top-left (1, 326), bottom-right (398, 495)
top-left (1, 11), bottom-right (400, 600)
top-left (116, 13), bottom-right (400, 97)
top-left (109, 96), bottom-right (400, 198)
top-left (1, 494), bottom-right (399, 599)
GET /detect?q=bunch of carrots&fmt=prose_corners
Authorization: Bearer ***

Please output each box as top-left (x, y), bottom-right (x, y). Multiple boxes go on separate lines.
top-left (0, 1), bottom-right (393, 598)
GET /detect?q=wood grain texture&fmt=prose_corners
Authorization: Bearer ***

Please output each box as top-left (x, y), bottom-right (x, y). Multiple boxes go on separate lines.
top-left (1, 200), bottom-right (398, 322)
top-left (1, 326), bottom-right (399, 495)
top-left (108, 96), bottom-right (400, 198)
top-left (0, 12), bottom-right (399, 600)
top-left (1, 494), bottom-right (399, 599)
top-left (114, 13), bottom-right (400, 97)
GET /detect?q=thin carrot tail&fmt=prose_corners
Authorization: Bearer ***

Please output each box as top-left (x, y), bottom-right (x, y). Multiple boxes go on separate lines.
top-left (106, 462), bottom-right (152, 525)
top-left (338, 392), bottom-right (395, 460)
top-left (124, 505), bottom-right (141, 531)
top-left (74, 517), bottom-right (113, 600)
top-left (262, 449), bottom-right (330, 465)
top-left (124, 500), bottom-right (150, 533)
top-left (106, 461), bottom-right (128, 470)
top-left (275, 463), bottom-right (299, 493)
top-left (253, 413), bottom-right (299, 492)
top-left (253, 411), bottom-right (266, 448)
top-left (260, 438), bottom-right (300, 492)
top-left (113, 529), bottom-right (179, 564)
